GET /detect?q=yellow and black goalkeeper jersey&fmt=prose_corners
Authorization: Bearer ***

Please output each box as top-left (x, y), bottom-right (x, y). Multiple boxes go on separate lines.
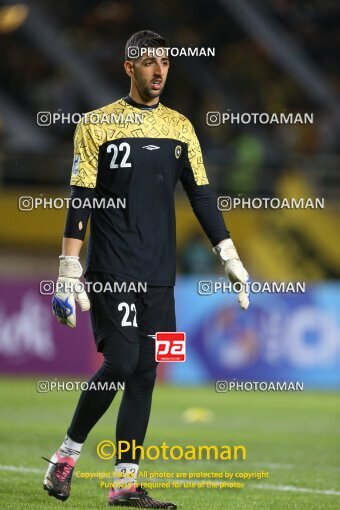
top-left (67, 96), bottom-right (228, 285)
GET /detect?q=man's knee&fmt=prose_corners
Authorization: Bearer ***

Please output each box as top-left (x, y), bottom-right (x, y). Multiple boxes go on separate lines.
top-left (101, 357), bottom-right (137, 383)
top-left (132, 361), bottom-right (158, 391)
top-left (98, 334), bottom-right (139, 383)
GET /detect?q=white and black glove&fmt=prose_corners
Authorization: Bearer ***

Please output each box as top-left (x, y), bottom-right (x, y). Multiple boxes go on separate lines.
top-left (214, 239), bottom-right (250, 310)
top-left (52, 256), bottom-right (90, 327)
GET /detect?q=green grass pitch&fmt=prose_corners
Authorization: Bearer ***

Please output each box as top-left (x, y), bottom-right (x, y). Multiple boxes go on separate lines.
top-left (0, 378), bottom-right (339, 509)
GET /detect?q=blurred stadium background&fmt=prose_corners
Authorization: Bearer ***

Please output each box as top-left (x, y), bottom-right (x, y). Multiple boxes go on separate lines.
top-left (0, 1), bottom-right (340, 508)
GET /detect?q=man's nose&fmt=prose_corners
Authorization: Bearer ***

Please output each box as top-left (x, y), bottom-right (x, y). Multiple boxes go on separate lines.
top-left (154, 61), bottom-right (164, 76)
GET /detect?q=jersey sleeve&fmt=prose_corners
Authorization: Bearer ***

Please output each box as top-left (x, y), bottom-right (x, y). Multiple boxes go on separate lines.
top-left (180, 119), bottom-right (229, 245)
top-left (183, 120), bottom-right (209, 186)
top-left (70, 121), bottom-right (99, 188)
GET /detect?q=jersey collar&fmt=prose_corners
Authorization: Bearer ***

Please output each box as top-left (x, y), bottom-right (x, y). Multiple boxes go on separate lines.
top-left (123, 95), bottom-right (160, 111)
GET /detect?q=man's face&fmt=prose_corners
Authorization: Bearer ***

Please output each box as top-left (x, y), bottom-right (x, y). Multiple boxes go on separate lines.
top-left (128, 47), bottom-right (170, 101)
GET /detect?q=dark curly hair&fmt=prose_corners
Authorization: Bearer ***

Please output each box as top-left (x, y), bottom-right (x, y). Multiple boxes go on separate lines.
top-left (125, 30), bottom-right (166, 60)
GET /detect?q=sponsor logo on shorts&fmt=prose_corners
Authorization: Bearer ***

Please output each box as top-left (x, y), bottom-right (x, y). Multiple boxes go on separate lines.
top-left (152, 332), bottom-right (186, 362)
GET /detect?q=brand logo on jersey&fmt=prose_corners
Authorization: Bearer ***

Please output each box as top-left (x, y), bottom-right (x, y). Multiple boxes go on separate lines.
top-left (175, 145), bottom-right (182, 159)
top-left (152, 332), bottom-right (186, 362)
top-left (142, 145), bottom-right (160, 150)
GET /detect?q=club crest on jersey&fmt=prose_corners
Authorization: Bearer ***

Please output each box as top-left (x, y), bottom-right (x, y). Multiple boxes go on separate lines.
top-left (175, 145), bottom-right (182, 159)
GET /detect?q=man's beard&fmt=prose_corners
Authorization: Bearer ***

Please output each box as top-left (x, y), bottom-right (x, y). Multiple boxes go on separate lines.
top-left (138, 81), bottom-right (164, 101)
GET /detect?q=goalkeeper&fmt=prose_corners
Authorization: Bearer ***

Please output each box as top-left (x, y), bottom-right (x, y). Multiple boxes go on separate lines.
top-left (43, 30), bottom-right (249, 509)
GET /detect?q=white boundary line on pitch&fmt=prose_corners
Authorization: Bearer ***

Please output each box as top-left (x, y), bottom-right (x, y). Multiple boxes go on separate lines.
top-left (190, 461), bottom-right (295, 470)
top-left (0, 465), bottom-right (43, 474)
top-left (148, 479), bottom-right (340, 497)
top-left (2, 465), bottom-right (340, 496)
top-left (252, 484), bottom-right (340, 496)
top-left (149, 478), bottom-right (340, 496)
top-left (174, 461), bottom-right (340, 472)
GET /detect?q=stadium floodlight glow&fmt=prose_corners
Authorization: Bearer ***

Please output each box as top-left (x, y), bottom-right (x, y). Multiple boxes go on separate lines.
top-left (0, 4), bottom-right (29, 33)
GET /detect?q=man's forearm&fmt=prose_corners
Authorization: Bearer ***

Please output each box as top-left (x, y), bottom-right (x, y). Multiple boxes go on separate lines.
top-left (63, 186), bottom-right (93, 243)
top-left (185, 184), bottom-right (230, 246)
top-left (62, 237), bottom-right (83, 257)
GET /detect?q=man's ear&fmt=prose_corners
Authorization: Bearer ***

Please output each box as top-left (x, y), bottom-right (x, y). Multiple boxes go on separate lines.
top-left (124, 60), bottom-right (135, 78)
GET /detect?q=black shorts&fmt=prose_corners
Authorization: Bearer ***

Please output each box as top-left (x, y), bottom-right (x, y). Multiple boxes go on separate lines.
top-left (86, 272), bottom-right (176, 353)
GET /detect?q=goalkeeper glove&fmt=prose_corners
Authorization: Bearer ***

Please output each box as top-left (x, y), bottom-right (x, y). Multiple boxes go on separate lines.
top-left (52, 256), bottom-right (90, 328)
top-left (213, 238), bottom-right (250, 310)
